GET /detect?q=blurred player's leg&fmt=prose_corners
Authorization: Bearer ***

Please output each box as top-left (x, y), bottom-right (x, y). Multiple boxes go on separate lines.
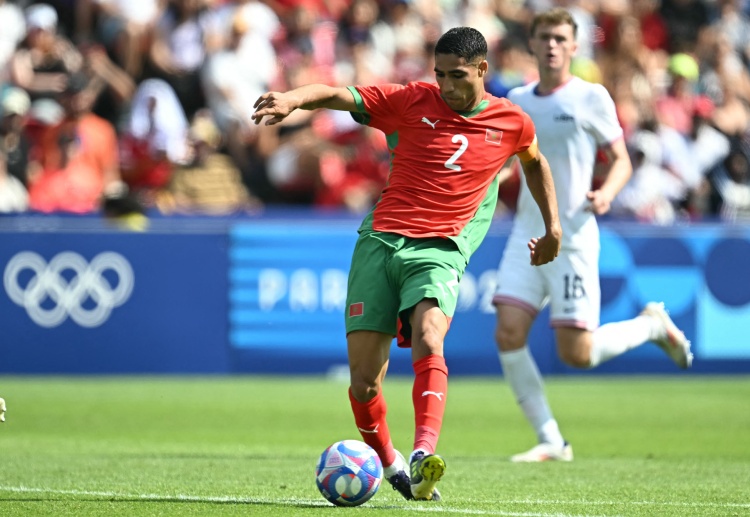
top-left (587, 315), bottom-right (660, 366)
top-left (0, 397), bottom-right (5, 422)
top-left (510, 441), bottom-right (573, 462)
top-left (496, 302), bottom-right (570, 461)
top-left (499, 347), bottom-right (569, 461)
top-left (563, 306), bottom-right (692, 369)
top-left (640, 302), bottom-right (693, 368)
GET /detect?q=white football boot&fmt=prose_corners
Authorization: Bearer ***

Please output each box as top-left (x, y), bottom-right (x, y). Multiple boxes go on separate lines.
top-left (641, 302), bottom-right (693, 369)
top-left (510, 442), bottom-right (573, 463)
top-left (0, 397), bottom-right (5, 422)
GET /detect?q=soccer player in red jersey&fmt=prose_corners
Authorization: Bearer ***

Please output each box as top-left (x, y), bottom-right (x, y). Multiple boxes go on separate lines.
top-left (253, 27), bottom-right (562, 501)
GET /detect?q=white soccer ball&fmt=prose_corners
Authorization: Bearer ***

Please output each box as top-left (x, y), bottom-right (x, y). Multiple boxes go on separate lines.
top-left (315, 439), bottom-right (383, 506)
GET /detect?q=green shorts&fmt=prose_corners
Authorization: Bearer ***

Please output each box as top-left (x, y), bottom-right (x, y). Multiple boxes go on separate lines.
top-left (345, 230), bottom-right (468, 339)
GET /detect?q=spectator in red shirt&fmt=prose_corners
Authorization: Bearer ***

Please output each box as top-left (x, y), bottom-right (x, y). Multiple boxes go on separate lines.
top-left (24, 74), bottom-right (121, 213)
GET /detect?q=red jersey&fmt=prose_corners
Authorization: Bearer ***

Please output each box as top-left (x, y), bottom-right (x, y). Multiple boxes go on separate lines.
top-left (348, 81), bottom-right (536, 239)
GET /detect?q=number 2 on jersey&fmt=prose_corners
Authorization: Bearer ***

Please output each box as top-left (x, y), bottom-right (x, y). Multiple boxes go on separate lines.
top-left (444, 134), bottom-right (468, 171)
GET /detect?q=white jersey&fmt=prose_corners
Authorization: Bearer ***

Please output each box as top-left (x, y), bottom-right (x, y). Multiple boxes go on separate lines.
top-left (508, 76), bottom-right (623, 250)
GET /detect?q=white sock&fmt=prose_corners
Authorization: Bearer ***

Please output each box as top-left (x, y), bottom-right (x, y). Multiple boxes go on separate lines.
top-left (383, 451), bottom-right (407, 477)
top-left (589, 315), bottom-right (657, 367)
top-left (499, 348), bottom-right (564, 448)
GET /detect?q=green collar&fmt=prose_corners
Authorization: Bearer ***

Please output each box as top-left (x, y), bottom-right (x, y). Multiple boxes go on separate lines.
top-left (459, 99), bottom-right (489, 118)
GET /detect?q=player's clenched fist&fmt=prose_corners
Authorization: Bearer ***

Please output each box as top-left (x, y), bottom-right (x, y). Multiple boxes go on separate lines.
top-left (528, 230), bottom-right (561, 266)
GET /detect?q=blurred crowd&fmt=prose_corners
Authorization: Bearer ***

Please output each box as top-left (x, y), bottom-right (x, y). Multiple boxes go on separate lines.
top-left (1, 0), bottom-right (750, 224)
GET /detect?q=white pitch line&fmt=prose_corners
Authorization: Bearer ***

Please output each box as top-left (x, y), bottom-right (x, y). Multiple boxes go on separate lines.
top-left (0, 486), bottom-right (611, 517)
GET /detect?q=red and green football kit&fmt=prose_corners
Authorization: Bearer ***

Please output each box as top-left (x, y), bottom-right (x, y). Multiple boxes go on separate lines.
top-left (345, 81), bottom-right (537, 336)
top-left (348, 81), bottom-right (535, 253)
top-left (344, 81), bottom-right (537, 466)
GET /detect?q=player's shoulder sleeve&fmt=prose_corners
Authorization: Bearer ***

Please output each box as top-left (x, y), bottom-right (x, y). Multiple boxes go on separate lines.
top-left (493, 98), bottom-right (536, 160)
top-left (487, 97), bottom-right (538, 162)
top-left (513, 109), bottom-right (538, 162)
top-left (506, 87), bottom-right (521, 104)
top-left (584, 82), bottom-right (624, 147)
top-left (506, 82), bottom-right (535, 106)
top-left (348, 82), bottom-right (420, 134)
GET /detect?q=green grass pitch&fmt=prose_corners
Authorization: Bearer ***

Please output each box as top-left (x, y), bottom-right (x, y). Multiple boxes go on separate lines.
top-left (0, 375), bottom-right (748, 516)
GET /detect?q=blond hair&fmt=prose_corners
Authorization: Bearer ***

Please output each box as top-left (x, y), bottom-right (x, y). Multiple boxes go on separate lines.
top-left (530, 8), bottom-right (578, 38)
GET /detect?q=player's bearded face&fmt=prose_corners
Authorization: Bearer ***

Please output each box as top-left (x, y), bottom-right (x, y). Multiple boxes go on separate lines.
top-left (530, 23), bottom-right (577, 72)
top-left (434, 53), bottom-right (487, 112)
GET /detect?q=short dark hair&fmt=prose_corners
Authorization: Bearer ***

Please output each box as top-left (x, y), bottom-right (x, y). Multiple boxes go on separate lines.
top-left (530, 8), bottom-right (578, 39)
top-left (434, 27), bottom-right (487, 63)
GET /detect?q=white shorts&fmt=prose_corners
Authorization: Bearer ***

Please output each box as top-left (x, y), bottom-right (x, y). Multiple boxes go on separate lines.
top-left (492, 235), bottom-right (600, 330)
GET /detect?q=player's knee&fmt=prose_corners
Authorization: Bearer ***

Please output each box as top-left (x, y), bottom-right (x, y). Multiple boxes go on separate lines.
top-left (349, 377), bottom-right (380, 403)
top-left (411, 306), bottom-right (447, 355)
top-left (556, 329), bottom-right (596, 368)
top-left (494, 325), bottom-right (526, 352)
top-left (418, 324), bottom-right (444, 352)
top-left (558, 347), bottom-right (593, 369)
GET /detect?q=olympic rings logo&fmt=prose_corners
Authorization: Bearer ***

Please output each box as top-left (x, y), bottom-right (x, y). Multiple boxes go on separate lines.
top-left (3, 251), bottom-right (134, 328)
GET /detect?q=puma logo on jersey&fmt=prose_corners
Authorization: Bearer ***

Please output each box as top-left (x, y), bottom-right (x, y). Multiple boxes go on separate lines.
top-left (358, 425), bottom-right (379, 434)
top-left (422, 391), bottom-right (444, 400)
top-left (421, 117), bottom-right (439, 129)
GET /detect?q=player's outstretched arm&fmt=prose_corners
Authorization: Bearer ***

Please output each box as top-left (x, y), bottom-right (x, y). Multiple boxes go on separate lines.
top-left (518, 146), bottom-right (562, 266)
top-left (252, 84), bottom-right (357, 126)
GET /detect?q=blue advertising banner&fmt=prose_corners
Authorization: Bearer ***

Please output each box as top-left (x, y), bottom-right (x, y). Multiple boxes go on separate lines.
top-left (227, 220), bottom-right (361, 373)
top-left (227, 219), bottom-right (750, 375)
top-left (0, 218), bottom-right (230, 373)
top-left (1, 214), bottom-right (748, 375)
top-left (447, 223), bottom-right (750, 375)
